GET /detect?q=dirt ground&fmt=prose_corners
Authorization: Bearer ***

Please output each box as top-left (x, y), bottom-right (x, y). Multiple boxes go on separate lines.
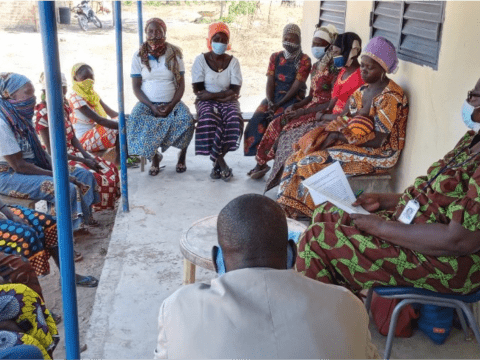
top-left (0, 1), bottom-right (302, 357)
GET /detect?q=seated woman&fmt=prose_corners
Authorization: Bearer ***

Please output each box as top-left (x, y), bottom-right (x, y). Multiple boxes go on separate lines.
top-left (244, 23), bottom-right (311, 159)
top-left (296, 78), bottom-right (480, 296)
top-left (0, 198), bottom-right (99, 286)
top-left (69, 63), bottom-right (120, 164)
top-left (35, 72), bottom-right (120, 210)
top-left (248, 24), bottom-right (339, 182)
top-left (193, 22), bottom-right (243, 181)
top-left (0, 72), bottom-right (99, 229)
top-left (278, 37), bottom-right (408, 219)
top-left (0, 283), bottom-right (59, 359)
top-left (129, 18), bottom-right (195, 176)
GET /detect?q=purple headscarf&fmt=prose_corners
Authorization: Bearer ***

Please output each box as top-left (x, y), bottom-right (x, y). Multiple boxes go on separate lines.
top-left (362, 37), bottom-right (399, 74)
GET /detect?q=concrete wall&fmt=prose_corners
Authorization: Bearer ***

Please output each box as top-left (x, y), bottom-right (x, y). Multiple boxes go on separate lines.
top-left (301, 1), bottom-right (480, 192)
top-left (0, 1), bottom-right (39, 31)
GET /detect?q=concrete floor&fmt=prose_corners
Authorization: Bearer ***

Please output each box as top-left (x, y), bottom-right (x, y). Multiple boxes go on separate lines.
top-left (82, 146), bottom-right (480, 359)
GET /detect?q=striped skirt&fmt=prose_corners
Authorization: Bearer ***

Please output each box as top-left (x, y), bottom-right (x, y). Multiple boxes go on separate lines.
top-left (195, 100), bottom-right (243, 162)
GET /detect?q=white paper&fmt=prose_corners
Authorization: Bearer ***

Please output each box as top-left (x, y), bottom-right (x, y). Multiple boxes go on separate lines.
top-left (302, 162), bottom-right (369, 215)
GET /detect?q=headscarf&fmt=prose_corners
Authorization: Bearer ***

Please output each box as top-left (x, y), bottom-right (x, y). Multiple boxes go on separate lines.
top-left (282, 23), bottom-right (303, 69)
top-left (362, 36), bottom-right (399, 74)
top-left (139, 18), bottom-right (184, 87)
top-left (0, 73), bottom-right (50, 170)
top-left (71, 63), bottom-right (108, 118)
top-left (333, 32), bottom-right (362, 67)
top-left (313, 24), bottom-right (338, 72)
top-left (39, 72), bottom-right (68, 90)
top-left (206, 22), bottom-right (232, 51)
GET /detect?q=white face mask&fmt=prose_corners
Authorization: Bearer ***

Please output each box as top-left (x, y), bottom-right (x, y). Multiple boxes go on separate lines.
top-left (461, 100), bottom-right (480, 132)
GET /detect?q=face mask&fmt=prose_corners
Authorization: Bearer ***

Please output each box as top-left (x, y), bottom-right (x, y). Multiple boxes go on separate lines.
top-left (283, 41), bottom-right (300, 54)
top-left (213, 246), bottom-right (226, 275)
top-left (77, 78), bottom-right (95, 93)
top-left (311, 46), bottom-right (326, 60)
top-left (211, 42), bottom-right (228, 55)
top-left (462, 100), bottom-right (480, 132)
top-left (9, 96), bottom-right (36, 119)
top-left (148, 38), bottom-right (165, 50)
top-left (333, 55), bottom-right (346, 68)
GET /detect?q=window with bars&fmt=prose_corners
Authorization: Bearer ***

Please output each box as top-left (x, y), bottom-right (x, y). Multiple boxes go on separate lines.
top-left (370, 1), bottom-right (445, 70)
top-left (318, 1), bottom-right (347, 34)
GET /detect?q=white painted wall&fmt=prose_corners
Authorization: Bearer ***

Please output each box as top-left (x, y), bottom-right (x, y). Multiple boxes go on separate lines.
top-left (301, 1), bottom-right (480, 192)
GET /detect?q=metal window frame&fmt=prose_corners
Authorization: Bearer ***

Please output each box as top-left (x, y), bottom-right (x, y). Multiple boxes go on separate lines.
top-left (369, 1), bottom-right (446, 70)
top-left (318, 1), bottom-right (347, 34)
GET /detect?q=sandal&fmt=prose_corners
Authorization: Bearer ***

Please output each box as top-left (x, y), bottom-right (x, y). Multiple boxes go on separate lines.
top-left (149, 166), bottom-right (160, 176)
top-left (250, 165), bottom-right (271, 180)
top-left (51, 312), bottom-right (62, 325)
top-left (74, 250), bottom-right (83, 263)
top-left (210, 166), bottom-right (221, 180)
top-left (176, 163), bottom-right (187, 173)
top-left (220, 168), bottom-right (233, 182)
top-left (76, 275), bottom-right (99, 288)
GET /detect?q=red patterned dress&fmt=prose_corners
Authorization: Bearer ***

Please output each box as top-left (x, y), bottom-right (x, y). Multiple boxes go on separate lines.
top-left (34, 102), bottom-right (120, 210)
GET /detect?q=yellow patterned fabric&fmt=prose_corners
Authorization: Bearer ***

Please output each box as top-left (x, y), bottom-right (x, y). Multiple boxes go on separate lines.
top-left (71, 63), bottom-right (108, 118)
top-left (0, 284), bottom-right (59, 359)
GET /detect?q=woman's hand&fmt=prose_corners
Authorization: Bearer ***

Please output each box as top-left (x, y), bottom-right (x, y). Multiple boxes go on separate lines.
top-left (158, 103), bottom-right (174, 118)
top-left (350, 213), bottom-right (386, 235)
top-left (11, 215), bottom-right (28, 226)
top-left (285, 109), bottom-right (301, 121)
top-left (352, 193), bottom-right (382, 212)
top-left (83, 158), bottom-right (102, 172)
top-left (196, 90), bottom-right (213, 102)
top-left (150, 104), bottom-right (163, 117)
top-left (315, 111), bottom-right (325, 121)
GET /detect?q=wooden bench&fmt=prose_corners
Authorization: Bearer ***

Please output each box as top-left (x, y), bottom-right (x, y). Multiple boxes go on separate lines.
top-left (0, 194), bottom-right (37, 209)
top-left (139, 111), bottom-right (254, 172)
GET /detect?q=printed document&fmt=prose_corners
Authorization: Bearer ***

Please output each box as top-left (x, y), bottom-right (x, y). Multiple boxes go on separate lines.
top-left (302, 162), bottom-right (369, 214)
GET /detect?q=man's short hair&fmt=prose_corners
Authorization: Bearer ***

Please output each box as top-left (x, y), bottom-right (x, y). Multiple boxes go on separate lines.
top-left (217, 194), bottom-right (288, 260)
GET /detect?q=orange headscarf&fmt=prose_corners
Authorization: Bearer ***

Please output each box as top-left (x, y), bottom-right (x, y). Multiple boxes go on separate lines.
top-left (206, 22), bottom-right (232, 51)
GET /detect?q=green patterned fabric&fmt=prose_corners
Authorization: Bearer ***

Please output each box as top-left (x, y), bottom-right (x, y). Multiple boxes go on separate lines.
top-left (296, 131), bottom-right (480, 294)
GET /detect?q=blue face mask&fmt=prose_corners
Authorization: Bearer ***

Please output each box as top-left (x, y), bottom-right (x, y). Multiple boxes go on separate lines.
top-left (462, 100), bottom-right (480, 132)
top-left (333, 55), bottom-right (346, 68)
top-left (311, 46), bottom-right (326, 60)
top-left (211, 42), bottom-right (228, 55)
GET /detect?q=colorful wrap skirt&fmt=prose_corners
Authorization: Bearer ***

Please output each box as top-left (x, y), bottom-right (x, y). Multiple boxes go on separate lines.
top-left (127, 101), bottom-right (195, 160)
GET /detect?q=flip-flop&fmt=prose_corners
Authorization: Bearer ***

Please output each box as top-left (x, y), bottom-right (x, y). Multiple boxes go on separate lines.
top-left (74, 250), bottom-right (83, 263)
top-left (149, 166), bottom-right (160, 176)
top-left (51, 312), bottom-right (62, 325)
top-left (221, 168), bottom-right (233, 182)
top-left (250, 165), bottom-right (271, 180)
top-left (76, 275), bottom-right (99, 288)
top-left (210, 165), bottom-right (221, 179)
top-left (176, 163), bottom-right (187, 173)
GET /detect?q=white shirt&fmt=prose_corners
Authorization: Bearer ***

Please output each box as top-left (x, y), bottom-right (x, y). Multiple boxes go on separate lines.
top-left (155, 268), bottom-right (379, 359)
top-left (0, 120), bottom-right (35, 165)
top-left (130, 51), bottom-right (185, 103)
top-left (191, 54), bottom-right (242, 93)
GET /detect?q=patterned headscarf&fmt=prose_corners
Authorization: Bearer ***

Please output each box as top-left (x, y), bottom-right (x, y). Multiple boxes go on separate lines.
top-left (39, 72), bottom-right (68, 90)
top-left (313, 24), bottom-right (338, 72)
top-left (206, 22), bottom-right (232, 51)
top-left (71, 63), bottom-right (108, 118)
top-left (362, 36), bottom-right (399, 74)
top-left (282, 23), bottom-right (303, 69)
top-left (0, 73), bottom-right (50, 170)
top-left (139, 18), bottom-right (183, 87)
top-left (333, 32), bottom-right (362, 67)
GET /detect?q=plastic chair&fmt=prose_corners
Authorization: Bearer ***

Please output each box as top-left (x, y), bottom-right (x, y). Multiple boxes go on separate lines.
top-left (365, 286), bottom-right (480, 359)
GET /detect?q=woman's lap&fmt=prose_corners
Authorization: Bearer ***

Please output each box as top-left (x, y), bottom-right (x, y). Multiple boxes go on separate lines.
top-left (80, 124), bottom-right (118, 152)
top-left (296, 203), bottom-right (480, 294)
top-left (127, 101), bottom-right (194, 159)
top-left (195, 100), bottom-right (243, 161)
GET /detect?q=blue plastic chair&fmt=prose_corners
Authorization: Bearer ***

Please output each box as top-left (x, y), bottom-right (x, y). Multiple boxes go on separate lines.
top-left (365, 286), bottom-right (480, 359)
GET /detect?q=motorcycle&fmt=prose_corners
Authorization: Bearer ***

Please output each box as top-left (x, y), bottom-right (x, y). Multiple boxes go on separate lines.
top-left (73, 1), bottom-right (102, 31)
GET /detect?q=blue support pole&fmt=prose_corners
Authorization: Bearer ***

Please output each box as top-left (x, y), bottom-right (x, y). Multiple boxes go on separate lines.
top-left (37, 2), bottom-right (80, 359)
top-left (114, 1), bottom-right (129, 212)
top-left (137, 1), bottom-right (144, 45)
